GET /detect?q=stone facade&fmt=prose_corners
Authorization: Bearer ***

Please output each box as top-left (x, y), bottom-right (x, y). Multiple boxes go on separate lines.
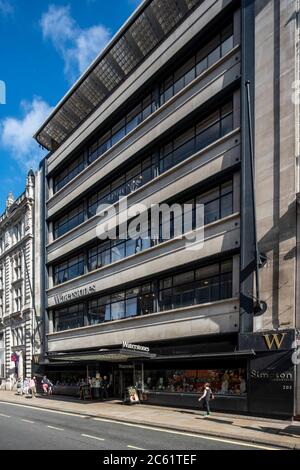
top-left (0, 171), bottom-right (39, 389)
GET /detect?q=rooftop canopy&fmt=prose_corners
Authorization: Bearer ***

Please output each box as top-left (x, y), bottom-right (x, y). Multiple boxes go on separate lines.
top-left (34, 0), bottom-right (202, 152)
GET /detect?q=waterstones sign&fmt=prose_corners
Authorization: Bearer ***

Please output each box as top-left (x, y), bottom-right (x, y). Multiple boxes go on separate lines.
top-left (54, 284), bottom-right (96, 305)
top-left (122, 341), bottom-right (150, 353)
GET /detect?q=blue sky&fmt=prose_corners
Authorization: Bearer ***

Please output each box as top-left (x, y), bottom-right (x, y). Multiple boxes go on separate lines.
top-left (0, 0), bottom-right (142, 213)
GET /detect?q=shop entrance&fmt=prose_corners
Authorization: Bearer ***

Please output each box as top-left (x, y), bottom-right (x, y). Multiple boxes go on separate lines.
top-left (118, 367), bottom-right (134, 399)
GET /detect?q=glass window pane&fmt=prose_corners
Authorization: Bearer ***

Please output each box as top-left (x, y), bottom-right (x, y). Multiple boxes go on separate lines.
top-left (221, 36), bottom-right (233, 56)
top-left (196, 122), bottom-right (220, 152)
top-left (204, 199), bottom-right (219, 224)
top-left (111, 242), bottom-right (125, 262)
top-left (208, 46), bottom-right (221, 67)
top-left (126, 297), bottom-right (137, 317)
top-left (197, 187), bottom-right (220, 205)
top-left (159, 288), bottom-right (172, 311)
top-left (220, 272), bottom-right (232, 298)
top-left (111, 301), bottom-right (125, 320)
top-left (221, 114), bottom-right (233, 136)
top-left (222, 24), bottom-right (234, 42)
top-left (221, 259), bottom-right (233, 273)
top-left (221, 193), bottom-right (233, 218)
top-left (196, 111), bottom-right (220, 134)
top-left (221, 180), bottom-right (233, 195)
top-left (173, 271), bottom-right (194, 286)
top-left (196, 57), bottom-right (208, 76)
top-left (196, 263), bottom-right (219, 280)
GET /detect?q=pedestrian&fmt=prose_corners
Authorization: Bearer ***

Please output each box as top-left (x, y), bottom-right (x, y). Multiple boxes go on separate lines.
top-left (100, 375), bottom-right (109, 401)
top-left (29, 377), bottom-right (37, 398)
top-left (23, 377), bottom-right (30, 396)
top-left (198, 382), bottom-right (214, 416)
top-left (41, 375), bottom-right (53, 395)
top-left (16, 377), bottom-right (23, 396)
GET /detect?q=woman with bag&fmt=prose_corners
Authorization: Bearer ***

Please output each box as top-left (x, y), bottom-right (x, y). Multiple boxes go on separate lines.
top-left (198, 382), bottom-right (214, 416)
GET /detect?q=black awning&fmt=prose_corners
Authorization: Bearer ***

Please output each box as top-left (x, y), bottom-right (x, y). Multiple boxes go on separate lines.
top-left (46, 348), bottom-right (156, 363)
top-left (153, 349), bottom-right (256, 361)
top-left (45, 349), bottom-right (254, 364)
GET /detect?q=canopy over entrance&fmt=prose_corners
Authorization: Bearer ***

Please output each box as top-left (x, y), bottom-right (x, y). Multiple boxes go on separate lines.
top-left (46, 348), bottom-right (156, 363)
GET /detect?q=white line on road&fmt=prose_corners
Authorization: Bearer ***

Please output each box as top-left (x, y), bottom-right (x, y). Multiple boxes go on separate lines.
top-left (0, 413), bottom-right (10, 418)
top-left (0, 401), bottom-right (86, 418)
top-left (21, 419), bottom-right (35, 424)
top-left (81, 434), bottom-right (105, 442)
top-left (127, 445), bottom-right (145, 450)
top-left (92, 418), bottom-right (279, 451)
top-left (47, 425), bottom-right (64, 431)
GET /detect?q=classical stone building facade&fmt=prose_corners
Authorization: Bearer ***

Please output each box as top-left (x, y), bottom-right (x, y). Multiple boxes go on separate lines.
top-left (0, 171), bottom-right (38, 388)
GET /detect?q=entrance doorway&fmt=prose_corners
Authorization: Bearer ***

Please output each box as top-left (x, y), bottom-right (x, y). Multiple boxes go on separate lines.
top-left (118, 367), bottom-right (134, 399)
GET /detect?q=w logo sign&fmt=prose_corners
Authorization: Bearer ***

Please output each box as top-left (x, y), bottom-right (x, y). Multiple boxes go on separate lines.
top-left (263, 333), bottom-right (286, 350)
top-left (0, 80), bottom-right (6, 104)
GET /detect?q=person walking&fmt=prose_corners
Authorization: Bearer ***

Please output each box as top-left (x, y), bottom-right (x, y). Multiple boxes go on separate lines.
top-left (23, 377), bottom-right (30, 397)
top-left (100, 375), bottom-right (109, 401)
top-left (16, 377), bottom-right (24, 395)
top-left (29, 377), bottom-right (37, 398)
top-left (198, 382), bottom-right (214, 416)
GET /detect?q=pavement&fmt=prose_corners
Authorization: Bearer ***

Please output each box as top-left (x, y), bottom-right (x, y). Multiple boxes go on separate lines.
top-left (0, 390), bottom-right (299, 450)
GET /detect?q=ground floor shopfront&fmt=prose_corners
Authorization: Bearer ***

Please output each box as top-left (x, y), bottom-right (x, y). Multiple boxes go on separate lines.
top-left (43, 330), bottom-right (297, 418)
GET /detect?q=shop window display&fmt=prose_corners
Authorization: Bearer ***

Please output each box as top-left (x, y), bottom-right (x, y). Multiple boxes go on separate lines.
top-left (143, 368), bottom-right (247, 396)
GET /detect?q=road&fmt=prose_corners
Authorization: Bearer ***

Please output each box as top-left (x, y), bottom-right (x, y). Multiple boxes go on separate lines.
top-left (0, 401), bottom-right (278, 450)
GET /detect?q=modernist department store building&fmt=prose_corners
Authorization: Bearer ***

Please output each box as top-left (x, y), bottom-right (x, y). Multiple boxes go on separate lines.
top-left (34, 0), bottom-right (299, 418)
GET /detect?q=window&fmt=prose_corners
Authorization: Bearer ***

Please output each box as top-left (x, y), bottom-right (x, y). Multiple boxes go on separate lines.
top-left (160, 102), bottom-right (233, 172)
top-left (87, 154), bottom-right (156, 217)
top-left (14, 287), bottom-right (22, 312)
top-left (54, 154), bottom-right (84, 193)
top-left (14, 222), bottom-right (23, 243)
top-left (0, 266), bottom-right (3, 291)
top-left (54, 204), bottom-right (85, 239)
top-left (197, 180), bottom-right (233, 225)
top-left (159, 260), bottom-right (232, 311)
top-left (14, 254), bottom-right (22, 281)
top-left (54, 304), bottom-right (85, 332)
top-left (53, 254), bottom-right (85, 285)
top-left (143, 368), bottom-right (247, 396)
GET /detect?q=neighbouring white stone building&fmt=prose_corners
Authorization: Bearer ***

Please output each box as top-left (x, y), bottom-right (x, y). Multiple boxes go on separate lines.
top-left (0, 170), bottom-right (39, 389)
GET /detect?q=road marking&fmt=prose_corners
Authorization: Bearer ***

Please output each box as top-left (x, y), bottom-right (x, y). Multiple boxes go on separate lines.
top-left (0, 401), bottom-right (86, 418)
top-left (81, 434), bottom-right (105, 442)
top-left (92, 418), bottom-right (279, 450)
top-left (0, 413), bottom-right (10, 418)
top-left (127, 445), bottom-right (145, 450)
top-left (47, 425), bottom-right (64, 431)
top-left (21, 419), bottom-right (35, 424)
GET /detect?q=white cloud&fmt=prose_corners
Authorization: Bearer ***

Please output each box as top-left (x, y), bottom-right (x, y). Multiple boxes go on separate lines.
top-left (0, 0), bottom-right (13, 16)
top-left (0, 98), bottom-right (52, 171)
top-left (40, 4), bottom-right (111, 83)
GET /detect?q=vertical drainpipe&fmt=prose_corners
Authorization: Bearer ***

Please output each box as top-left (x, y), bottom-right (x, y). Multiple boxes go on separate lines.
top-left (239, 0), bottom-right (255, 336)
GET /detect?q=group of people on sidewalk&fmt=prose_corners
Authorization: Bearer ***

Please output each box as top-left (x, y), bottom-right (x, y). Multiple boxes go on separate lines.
top-left (16, 375), bottom-right (54, 398)
top-left (16, 376), bottom-right (38, 398)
